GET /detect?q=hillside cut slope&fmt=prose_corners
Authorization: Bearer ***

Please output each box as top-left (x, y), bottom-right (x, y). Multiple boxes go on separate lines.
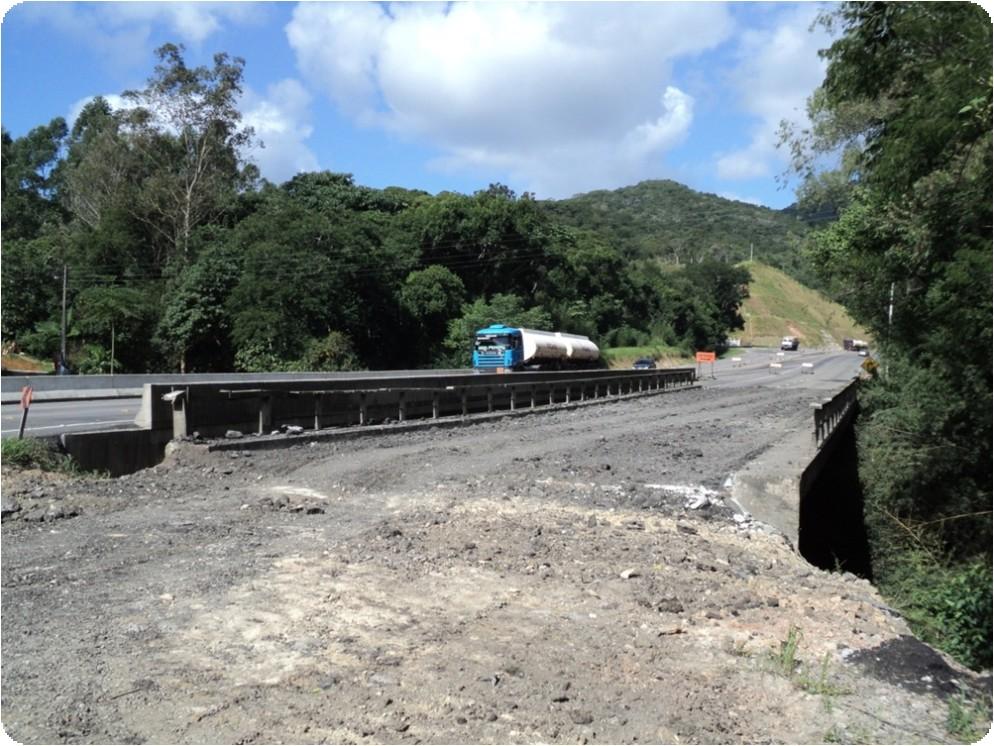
top-left (738, 261), bottom-right (869, 349)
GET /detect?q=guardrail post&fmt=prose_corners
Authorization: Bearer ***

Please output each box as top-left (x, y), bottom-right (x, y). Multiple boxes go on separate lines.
top-left (565, 384), bottom-right (571, 404)
top-left (461, 390), bottom-right (468, 416)
top-left (359, 393), bottom-right (368, 425)
top-left (314, 394), bottom-right (323, 430)
top-left (487, 388), bottom-right (493, 413)
top-left (162, 389), bottom-right (188, 440)
top-left (530, 385), bottom-right (536, 408)
top-left (258, 395), bottom-right (272, 435)
top-left (432, 391), bottom-right (439, 419)
top-left (580, 383), bottom-right (586, 402)
top-left (549, 386), bottom-right (555, 405)
top-left (509, 385), bottom-right (516, 411)
top-left (398, 392), bottom-right (407, 422)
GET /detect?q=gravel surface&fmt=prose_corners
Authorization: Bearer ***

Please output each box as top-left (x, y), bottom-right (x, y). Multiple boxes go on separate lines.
top-left (2, 385), bottom-right (988, 743)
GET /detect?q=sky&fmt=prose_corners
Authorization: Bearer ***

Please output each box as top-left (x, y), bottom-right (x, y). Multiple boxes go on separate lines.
top-left (1, 1), bottom-right (837, 208)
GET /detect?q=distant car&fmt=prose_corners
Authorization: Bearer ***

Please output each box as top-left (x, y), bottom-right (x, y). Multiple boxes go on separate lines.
top-left (632, 357), bottom-right (657, 370)
top-left (858, 349), bottom-right (869, 357)
top-left (780, 336), bottom-right (799, 351)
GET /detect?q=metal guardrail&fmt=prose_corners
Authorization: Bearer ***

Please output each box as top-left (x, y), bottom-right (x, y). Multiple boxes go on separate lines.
top-left (161, 369), bottom-right (697, 440)
top-left (811, 378), bottom-right (859, 448)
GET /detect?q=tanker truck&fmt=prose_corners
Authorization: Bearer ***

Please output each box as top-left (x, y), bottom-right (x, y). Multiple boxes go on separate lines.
top-left (472, 324), bottom-right (600, 371)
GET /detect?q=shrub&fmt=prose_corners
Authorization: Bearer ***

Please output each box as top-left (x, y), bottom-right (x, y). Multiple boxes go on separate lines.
top-left (2, 438), bottom-right (70, 471)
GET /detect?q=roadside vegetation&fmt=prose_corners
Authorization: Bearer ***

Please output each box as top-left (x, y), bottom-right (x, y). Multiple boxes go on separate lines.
top-left (2, 44), bottom-right (753, 376)
top-left (783, 2), bottom-right (992, 670)
top-left (1, 437), bottom-right (75, 472)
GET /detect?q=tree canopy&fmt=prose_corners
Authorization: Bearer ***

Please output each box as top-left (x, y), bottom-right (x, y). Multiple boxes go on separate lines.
top-left (783, 1), bottom-right (991, 670)
top-left (2, 42), bottom-right (758, 378)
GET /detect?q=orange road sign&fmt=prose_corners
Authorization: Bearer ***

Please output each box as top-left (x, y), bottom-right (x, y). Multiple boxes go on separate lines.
top-left (695, 351), bottom-right (716, 363)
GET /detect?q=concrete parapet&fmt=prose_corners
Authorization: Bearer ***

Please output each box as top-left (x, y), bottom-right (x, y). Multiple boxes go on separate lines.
top-left (140, 369), bottom-right (697, 440)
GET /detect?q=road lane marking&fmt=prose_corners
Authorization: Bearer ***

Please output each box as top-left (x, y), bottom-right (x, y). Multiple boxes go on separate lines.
top-left (1, 419), bottom-right (136, 435)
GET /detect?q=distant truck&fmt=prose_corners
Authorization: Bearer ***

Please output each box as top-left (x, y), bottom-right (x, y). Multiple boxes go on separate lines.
top-left (780, 336), bottom-right (799, 351)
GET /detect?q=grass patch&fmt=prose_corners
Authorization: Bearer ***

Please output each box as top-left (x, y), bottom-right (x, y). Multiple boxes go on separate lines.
top-left (769, 627), bottom-right (852, 714)
top-left (946, 690), bottom-right (992, 743)
top-left (1, 351), bottom-right (53, 373)
top-left (1, 437), bottom-right (76, 472)
top-left (771, 624), bottom-right (803, 676)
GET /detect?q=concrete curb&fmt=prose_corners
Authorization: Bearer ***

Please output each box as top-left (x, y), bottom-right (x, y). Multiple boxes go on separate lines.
top-left (1, 390), bottom-right (142, 405)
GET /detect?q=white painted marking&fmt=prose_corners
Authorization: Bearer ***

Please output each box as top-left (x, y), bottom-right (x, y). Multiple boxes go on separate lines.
top-left (1, 419), bottom-right (136, 434)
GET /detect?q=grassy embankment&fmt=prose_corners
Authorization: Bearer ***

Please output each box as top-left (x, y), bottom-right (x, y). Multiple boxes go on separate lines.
top-left (737, 261), bottom-right (869, 349)
top-left (1, 351), bottom-right (53, 373)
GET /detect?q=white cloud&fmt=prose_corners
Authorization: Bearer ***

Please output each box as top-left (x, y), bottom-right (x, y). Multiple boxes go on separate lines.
top-left (718, 191), bottom-right (763, 206)
top-left (714, 5), bottom-right (832, 181)
top-left (286, 2), bottom-right (733, 197)
top-left (241, 80), bottom-right (320, 183)
top-left (68, 79), bottom-right (319, 186)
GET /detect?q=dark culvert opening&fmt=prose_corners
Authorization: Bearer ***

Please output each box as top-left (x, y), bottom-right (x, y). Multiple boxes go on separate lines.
top-left (798, 421), bottom-right (873, 579)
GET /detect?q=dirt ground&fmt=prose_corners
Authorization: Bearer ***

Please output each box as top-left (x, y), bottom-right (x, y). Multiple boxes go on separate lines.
top-left (2, 386), bottom-right (989, 744)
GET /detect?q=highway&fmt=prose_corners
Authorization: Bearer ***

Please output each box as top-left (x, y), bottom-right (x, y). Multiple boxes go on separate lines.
top-left (0, 349), bottom-right (865, 439)
top-left (1, 397), bottom-right (141, 438)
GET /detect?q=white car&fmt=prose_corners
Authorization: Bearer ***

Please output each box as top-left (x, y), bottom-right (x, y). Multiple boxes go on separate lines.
top-left (780, 336), bottom-right (799, 351)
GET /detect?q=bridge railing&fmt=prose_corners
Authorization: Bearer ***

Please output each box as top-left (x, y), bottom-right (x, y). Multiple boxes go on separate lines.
top-left (811, 378), bottom-right (859, 448)
top-left (153, 368), bottom-right (698, 440)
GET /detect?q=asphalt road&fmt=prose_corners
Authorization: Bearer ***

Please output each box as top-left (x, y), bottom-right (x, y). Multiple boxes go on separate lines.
top-left (0, 349), bottom-right (865, 439)
top-left (1, 398), bottom-right (142, 438)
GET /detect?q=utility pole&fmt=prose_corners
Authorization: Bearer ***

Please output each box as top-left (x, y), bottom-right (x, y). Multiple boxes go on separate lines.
top-left (60, 264), bottom-right (68, 370)
top-left (885, 282), bottom-right (895, 379)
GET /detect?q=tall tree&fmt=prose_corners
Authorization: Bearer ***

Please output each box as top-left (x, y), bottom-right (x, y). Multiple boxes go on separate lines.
top-left (65, 44), bottom-right (255, 268)
top-left (783, 2), bottom-right (992, 669)
top-left (1, 119), bottom-right (67, 241)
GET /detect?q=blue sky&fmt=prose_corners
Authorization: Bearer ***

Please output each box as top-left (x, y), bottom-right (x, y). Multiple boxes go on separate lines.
top-left (1, 1), bottom-right (836, 208)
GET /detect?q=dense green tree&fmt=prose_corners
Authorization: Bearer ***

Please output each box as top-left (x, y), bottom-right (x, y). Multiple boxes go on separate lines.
top-left (439, 294), bottom-right (553, 368)
top-left (0, 235), bottom-right (62, 340)
top-left (156, 245), bottom-right (242, 372)
top-left (74, 286), bottom-right (155, 372)
top-left (1, 119), bottom-right (67, 241)
top-left (784, 1), bottom-right (991, 669)
top-left (64, 45), bottom-right (254, 268)
top-left (679, 260), bottom-right (751, 337)
top-left (399, 265), bottom-right (467, 365)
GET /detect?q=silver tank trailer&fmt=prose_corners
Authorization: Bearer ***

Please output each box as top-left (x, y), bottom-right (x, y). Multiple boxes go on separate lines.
top-left (518, 328), bottom-right (599, 366)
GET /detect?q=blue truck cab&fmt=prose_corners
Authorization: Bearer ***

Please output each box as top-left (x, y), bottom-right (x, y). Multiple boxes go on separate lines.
top-left (473, 325), bottom-right (523, 370)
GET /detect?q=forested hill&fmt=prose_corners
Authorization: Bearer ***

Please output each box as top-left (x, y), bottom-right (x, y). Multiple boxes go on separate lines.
top-left (543, 180), bottom-right (810, 274)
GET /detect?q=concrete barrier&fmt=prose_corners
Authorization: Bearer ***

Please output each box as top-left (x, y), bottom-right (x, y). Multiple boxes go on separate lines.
top-left (51, 368), bottom-right (695, 476)
top-left (142, 369), bottom-right (697, 440)
top-left (0, 369), bottom-right (469, 402)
